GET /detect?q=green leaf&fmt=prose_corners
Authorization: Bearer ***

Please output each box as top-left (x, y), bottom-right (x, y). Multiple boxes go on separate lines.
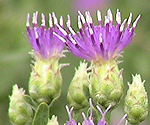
top-left (32, 102), bottom-right (49, 125)
top-left (23, 95), bottom-right (38, 111)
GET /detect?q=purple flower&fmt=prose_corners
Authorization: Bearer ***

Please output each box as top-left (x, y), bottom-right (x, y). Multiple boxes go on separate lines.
top-left (55, 9), bottom-right (141, 61)
top-left (26, 12), bottom-right (65, 60)
top-left (82, 112), bottom-right (95, 125)
top-left (65, 99), bottom-right (127, 125)
top-left (96, 105), bottom-right (111, 125)
top-left (82, 99), bottom-right (95, 125)
top-left (66, 106), bottom-right (77, 125)
top-left (82, 98), bottom-right (94, 125)
top-left (97, 105), bottom-right (128, 125)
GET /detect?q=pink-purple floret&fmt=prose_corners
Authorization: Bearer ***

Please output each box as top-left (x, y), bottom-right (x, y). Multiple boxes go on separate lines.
top-left (58, 9), bottom-right (141, 61)
top-left (66, 101), bottom-right (126, 125)
top-left (26, 12), bottom-right (65, 59)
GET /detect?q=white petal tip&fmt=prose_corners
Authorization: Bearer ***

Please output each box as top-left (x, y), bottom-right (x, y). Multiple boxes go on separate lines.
top-left (133, 15), bottom-right (141, 28)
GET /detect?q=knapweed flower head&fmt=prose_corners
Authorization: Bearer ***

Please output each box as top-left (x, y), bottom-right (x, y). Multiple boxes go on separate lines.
top-left (27, 12), bottom-right (67, 105)
top-left (55, 9), bottom-right (140, 62)
top-left (26, 11), bottom-right (65, 60)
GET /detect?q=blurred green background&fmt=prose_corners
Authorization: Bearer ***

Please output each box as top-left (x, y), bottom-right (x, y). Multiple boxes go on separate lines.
top-left (0, 0), bottom-right (150, 124)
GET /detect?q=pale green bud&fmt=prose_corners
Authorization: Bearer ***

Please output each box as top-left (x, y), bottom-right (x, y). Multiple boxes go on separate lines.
top-left (124, 74), bottom-right (148, 125)
top-left (8, 84), bottom-right (33, 125)
top-left (67, 62), bottom-right (89, 111)
top-left (28, 56), bottom-right (64, 105)
top-left (47, 116), bottom-right (59, 125)
top-left (89, 59), bottom-right (123, 109)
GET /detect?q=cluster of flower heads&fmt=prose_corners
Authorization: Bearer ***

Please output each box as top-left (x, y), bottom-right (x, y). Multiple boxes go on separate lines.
top-left (26, 9), bottom-right (141, 125)
top-left (26, 9), bottom-right (140, 61)
top-left (65, 99), bottom-right (127, 125)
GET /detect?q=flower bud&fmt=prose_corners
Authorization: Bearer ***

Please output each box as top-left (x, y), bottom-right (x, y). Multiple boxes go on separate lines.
top-left (8, 85), bottom-right (33, 125)
top-left (28, 56), bottom-right (63, 105)
top-left (67, 62), bottom-right (89, 111)
top-left (47, 116), bottom-right (59, 125)
top-left (89, 59), bottom-right (123, 109)
top-left (124, 74), bottom-right (148, 125)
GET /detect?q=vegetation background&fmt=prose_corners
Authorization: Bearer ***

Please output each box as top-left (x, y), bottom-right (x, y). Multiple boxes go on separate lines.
top-left (0, 0), bottom-right (150, 124)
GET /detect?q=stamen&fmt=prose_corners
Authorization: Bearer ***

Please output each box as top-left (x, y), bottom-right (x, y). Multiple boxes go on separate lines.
top-left (67, 15), bottom-right (71, 27)
top-left (52, 12), bottom-right (58, 25)
top-left (117, 114), bottom-right (127, 125)
top-left (26, 13), bottom-right (30, 27)
top-left (99, 33), bottom-right (103, 43)
top-left (104, 105), bottom-right (111, 114)
top-left (78, 11), bottom-right (86, 24)
top-left (97, 10), bottom-right (102, 22)
top-left (67, 15), bottom-right (76, 35)
top-left (78, 16), bottom-right (82, 29)
top-left (89, 27), bottom-right (94, 35)
top-left (35, 28), bottom-right (38, 39)
top-left (120, 19), bottom-right (127, 31)
top-left (133, 15), bottom-right (141, 28)
top-left (32, 11), bottom-right (38, 25)
top-left (66, 106), bottom-right (74, 121)
top-left (116, 9), bottom-right (121, 24)
top-left (104, 16), bottom-right (109, 25)
top-left (53, 32), bottom-right (66, 43)
top-left (41, 13), bottom-right (45, 27)
top-left (59, 16), bottom-right (63, 27)
top-left (85, 11), bottom-right (93, 24)
top-left (69, 34), bottom-right (76, 44)
top-left (69, 27), bottom-right (76, 35)
top-left (49, 13), bottom-right (53, 27)
top-left (82, 112), bottom-right (87, 121)
top-left (96, 105), bottom-right (103, 116)
top-left (127, 13), bottom-right (132, 26)
top-left (89, 98), bottom-right (93, 118)
top-left (56, 24), bottom-right (68, 36)
top-left (34, 28), bottom-right (40, 48)
top-left (107, 9), bottom-right (113, 22)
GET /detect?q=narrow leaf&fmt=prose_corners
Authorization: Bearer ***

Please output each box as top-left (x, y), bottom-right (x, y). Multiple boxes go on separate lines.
top-left (32, 102), bottom-right (49, 125)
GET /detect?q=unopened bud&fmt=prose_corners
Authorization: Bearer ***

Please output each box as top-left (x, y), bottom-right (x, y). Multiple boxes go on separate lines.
top-left (47, 116), bottom-right (59, 125)
top-left (29, 56), bottom-right (63, 105)
top-left (89, 59), bottom-right (123, 108)
top-left (67, 62), bottom-right (89, 111)
top-left (8, 84), bottom-right (33, 125)
top-left (124, 74), bottom-right (148, 125)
